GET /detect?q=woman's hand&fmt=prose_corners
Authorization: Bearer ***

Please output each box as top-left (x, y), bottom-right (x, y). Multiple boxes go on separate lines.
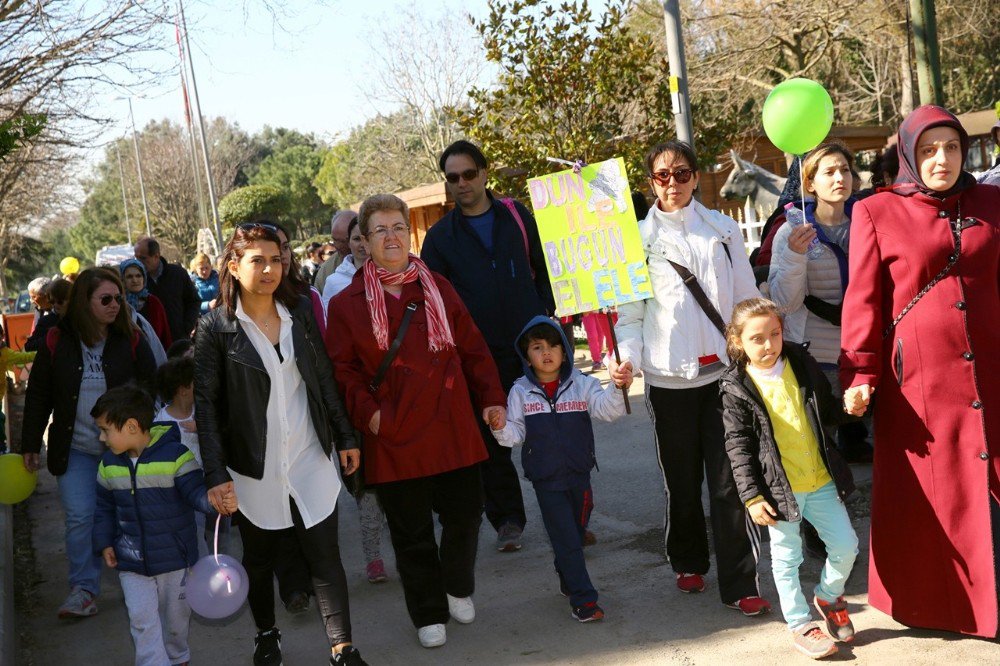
top-left (339, 448), bottom-right (361, 476)
top-left (22, 453), bottom-right (40, 473)
top-left (101, 547), bottom-right (118, 569)
top-left (368, 410), bottom-right (380, 435)
top-left (609, 359), bottom-right (633, 387)
top-left (843, 384), bottom-right (873, 416)
top-left (787, 223), bottom-right (818, 254)
top-left (208, 481), bottom-right (237, 516)
top-left (484, 406), bottom-right (507, 430)
top-left (748, 500), bottom-right (778, 526)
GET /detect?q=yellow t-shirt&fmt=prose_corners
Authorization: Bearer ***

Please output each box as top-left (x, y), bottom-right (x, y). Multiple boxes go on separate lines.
top-left (747, 359), bottom-right (831, 494)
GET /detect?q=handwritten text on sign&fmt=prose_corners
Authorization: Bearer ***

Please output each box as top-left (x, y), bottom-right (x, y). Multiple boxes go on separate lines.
top-left (527, 158), bottom-right (652, 316)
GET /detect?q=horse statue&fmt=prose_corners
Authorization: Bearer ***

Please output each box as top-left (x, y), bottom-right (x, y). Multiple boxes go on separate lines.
top-left (719, 151), bottom-right (787, 216)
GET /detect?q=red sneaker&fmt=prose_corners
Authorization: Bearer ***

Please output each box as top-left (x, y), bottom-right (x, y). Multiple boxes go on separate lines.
top-left (813, 595), bottom-right (855, 642)
top-left (675, 573), bottom-right (706, 593)
top-left (725, 595), bottom-right (771, 616)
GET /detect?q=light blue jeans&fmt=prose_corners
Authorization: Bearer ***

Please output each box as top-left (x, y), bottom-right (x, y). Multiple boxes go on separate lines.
top-left (768, 480), bottom-right (858, 630)
top-left (57, 448), bottom-right (103, 595)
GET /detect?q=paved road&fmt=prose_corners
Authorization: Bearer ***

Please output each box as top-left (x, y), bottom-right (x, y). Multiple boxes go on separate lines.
top-left (16, 363), bottom-right (1000, 664)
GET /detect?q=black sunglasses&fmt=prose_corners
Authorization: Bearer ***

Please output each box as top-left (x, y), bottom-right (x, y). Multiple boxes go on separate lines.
top-left (97, 293), bottom-right (123, 306)
top-left (444, 168), bottom-right (480, 184)
top-left (237, 222), bottom-right (279, 233)
top-left (649, 168), bottom-right (695, 186)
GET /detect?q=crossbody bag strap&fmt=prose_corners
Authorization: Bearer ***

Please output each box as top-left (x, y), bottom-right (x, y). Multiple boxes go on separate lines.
top-left (368, 301), bottom-right (419, 393)
top-left (666, 260), bottom-right (728, 335)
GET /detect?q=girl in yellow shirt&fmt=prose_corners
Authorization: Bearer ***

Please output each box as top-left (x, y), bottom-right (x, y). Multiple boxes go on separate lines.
top-left (720, 298), bottom-right (858, 660)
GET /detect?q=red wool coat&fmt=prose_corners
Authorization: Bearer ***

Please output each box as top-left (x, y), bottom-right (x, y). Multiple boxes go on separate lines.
top-left (840, 184), bottom-right (1000, 637)
top-left (326, 271), bottom-right (506, 484)
top-left (141, 293), bottom-right (173, 350)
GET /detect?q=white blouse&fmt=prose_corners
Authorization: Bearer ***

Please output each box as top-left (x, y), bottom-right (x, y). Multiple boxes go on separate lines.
top-left (229, 298), bottom-right (342, 530)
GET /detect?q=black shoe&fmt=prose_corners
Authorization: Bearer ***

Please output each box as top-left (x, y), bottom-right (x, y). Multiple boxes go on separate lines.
top-left (284, 590), bottom-right (310, 614)
top-left (254, 627), bottom-right (282, 666)
top-left (331, 645), bottom-right (369, 665)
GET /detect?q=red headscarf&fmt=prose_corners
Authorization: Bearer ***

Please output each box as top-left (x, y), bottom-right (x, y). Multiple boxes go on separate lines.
top-left (893, 105), bottom-right (976, 198)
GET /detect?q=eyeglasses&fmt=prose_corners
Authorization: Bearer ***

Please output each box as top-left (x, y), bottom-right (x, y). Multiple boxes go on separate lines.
top-left (367, 223), bottom-right (410, 239)
top-left (444, 168), bottom-right (480, 184)
top-left (237, 222), bottom-right (279, 233)
top-left (97, 293), bottom-right (123, 307)
top-left (649, 168), bottom-right (695, 186)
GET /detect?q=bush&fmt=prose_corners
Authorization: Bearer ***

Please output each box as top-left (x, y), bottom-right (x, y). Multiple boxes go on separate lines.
top-left (218, 185), bottom-right (294, 236)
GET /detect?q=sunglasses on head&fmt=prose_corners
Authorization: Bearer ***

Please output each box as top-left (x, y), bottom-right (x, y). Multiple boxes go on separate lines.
top-left (97, 293), bottom-right (123, 307)
top-left (649, 168), bottom-right (695, 186)
top-left (444, 168), bottom-right (480, 184)
top-left (237, 222), bottom-right (279, 233)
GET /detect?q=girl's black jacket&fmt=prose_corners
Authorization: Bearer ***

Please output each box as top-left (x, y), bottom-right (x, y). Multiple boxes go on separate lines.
top-left (719, 342), bottom-right (855, 522)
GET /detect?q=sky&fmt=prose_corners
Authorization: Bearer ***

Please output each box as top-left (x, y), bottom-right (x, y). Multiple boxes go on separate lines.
top-left (106, 0), bottom-right (492, 150)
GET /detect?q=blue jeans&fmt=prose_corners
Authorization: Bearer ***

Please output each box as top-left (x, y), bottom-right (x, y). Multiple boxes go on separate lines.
top-left (768, 481), bottom-right (858, 630)
top-left (57, 448), bottom-right (103, 595)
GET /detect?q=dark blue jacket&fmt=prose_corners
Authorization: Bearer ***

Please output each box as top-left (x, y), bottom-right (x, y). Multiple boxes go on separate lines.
top-left (492, 317), bottom-right (626, 490)
top-left (420, 193), bottom-right (555, 389)
top-left (93, 423), bottom-right (213, 576)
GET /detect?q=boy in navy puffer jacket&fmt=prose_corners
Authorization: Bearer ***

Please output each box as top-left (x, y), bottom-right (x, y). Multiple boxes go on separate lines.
top-left (492, 316), bottom-right (632, 622)
top-left (91, 385), bottom-right (226, 666)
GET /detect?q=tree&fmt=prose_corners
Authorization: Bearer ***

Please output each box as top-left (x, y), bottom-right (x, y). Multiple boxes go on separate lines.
top-left (249, 143), bottom-right (330, 238)
top-left (457, 0), bottom-right (679, 197)
top-left (218, 185), bottom-right (291, 233)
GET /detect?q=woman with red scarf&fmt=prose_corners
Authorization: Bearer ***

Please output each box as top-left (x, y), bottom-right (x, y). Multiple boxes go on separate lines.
top-left (841, 105), bottom-right (1000, 637)
top-left (326, 193), bottom-right (506, 649)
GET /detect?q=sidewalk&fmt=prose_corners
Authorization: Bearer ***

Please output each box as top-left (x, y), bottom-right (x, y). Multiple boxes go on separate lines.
top-left (15, 367), bottom-right (1000, 664)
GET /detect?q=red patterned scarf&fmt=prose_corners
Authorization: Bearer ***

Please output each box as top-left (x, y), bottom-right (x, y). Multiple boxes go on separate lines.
top-left (362, 255), bottom-right (455, 352)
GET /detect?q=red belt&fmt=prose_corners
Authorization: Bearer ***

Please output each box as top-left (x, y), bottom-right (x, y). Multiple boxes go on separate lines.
top-left (699, 354), bottom-right (720, 366)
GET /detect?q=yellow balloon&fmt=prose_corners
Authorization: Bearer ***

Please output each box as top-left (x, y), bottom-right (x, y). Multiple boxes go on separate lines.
top-left (0, 453), bottom-right (38, 505)
top-left (60, 256), bottom-right (80, 275)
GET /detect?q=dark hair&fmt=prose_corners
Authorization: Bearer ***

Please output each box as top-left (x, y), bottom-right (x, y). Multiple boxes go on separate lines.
top-left (347, 217), bottom-right (359, 238)
top-left (156, 356), bottom-right (194, 403)
top-left (645, 140), bottom-right (699, 174)
top-left (439, 139), bottom-right (488, 172)
top-left (91, 384), bottom-right (155, 432)
top-left (166, 338), bottom-right (193, 359)
top-left (631, 190), bottom-right (650, 221)
top-left (517, 323), bottom-right (564, 358)
top-left (725, 298), bottom-right (784, 366)
top-left (218, 223), bottom-right (300, 318)
top-left (66, 267), bottom-right (138, 347)
top-left (268, 220), bottom-right (311, 295)
top-left (138, 237), bottom-right (160, 257)
top-left (871, 145), bottom-right (900, 189)
top-left (48, 278), bottom-right (72, 304)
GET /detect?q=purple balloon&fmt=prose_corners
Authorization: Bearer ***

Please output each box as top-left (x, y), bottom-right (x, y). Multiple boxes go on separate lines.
top-left (187, 554), bottom-right (249, 619)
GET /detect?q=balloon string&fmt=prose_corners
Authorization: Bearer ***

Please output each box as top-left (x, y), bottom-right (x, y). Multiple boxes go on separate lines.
top-left (799, 154), bottom-right (806, 222)
top-left (214, 513), bottom-right (221, 566)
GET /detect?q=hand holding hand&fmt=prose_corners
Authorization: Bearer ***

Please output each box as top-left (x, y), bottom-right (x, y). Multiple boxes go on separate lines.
top-left (843, 384), bottom-right (873, 416)
top-left (610, 360), bottom-right (633, 388)
top-left (208, 481), bottom-right (237, 516)
top-left (748, 500), bottom-right (778, 527)
top-left (788, 223), bottom-right (818, 254)
top-left (339, 449), bottom-right (361, 476)
top-left (368, 410), bottom-right (381, 435)
top-left (484, 406), bottom-right (507, 430)
top-left (102, 547), bottom-right (118, 569)
top-left (22, 452), bottom-right (40, 473)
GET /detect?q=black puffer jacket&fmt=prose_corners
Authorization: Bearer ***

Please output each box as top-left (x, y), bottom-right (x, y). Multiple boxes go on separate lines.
top-left (194, 295), bottom-right (357, 489)
top-left (719, 343), bottom-right (855, 522)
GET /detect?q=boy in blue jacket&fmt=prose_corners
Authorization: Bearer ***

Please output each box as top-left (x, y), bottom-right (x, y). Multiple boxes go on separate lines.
top-left (492, 316), bottom-right (633, 622)
top-left (91, 385), bottom-right (226, 666)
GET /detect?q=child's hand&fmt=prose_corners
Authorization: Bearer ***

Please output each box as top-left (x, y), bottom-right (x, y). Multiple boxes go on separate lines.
top-left (484, 406), bottom-right (506, 430)
top-left (748, 500), bottom-right (778, 527)
top-left (614, 362), bottom-right (634, 390)
top-left (180, 420), bottom-right (198, 433)
top-left (102, 547), bottom-right (118, 569)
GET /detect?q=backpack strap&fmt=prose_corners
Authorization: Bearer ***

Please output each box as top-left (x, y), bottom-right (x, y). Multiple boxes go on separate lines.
top-left (666, 260), bottom-right (727, 335)
top-left (500, 198), bottom-right (535, 279)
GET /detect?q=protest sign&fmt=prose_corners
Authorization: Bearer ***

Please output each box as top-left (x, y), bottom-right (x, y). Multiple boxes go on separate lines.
top-left (527, 157), bottom-right (652, 317)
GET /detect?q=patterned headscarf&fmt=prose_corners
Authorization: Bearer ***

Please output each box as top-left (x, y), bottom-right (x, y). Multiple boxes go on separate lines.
top-left (119, 258), bottom-right (149, 312)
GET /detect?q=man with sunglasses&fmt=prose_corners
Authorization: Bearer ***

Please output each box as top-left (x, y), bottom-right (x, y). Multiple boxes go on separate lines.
top-left (421, 140), bottom-right (555, 553)
top-left (134, 237), bottom-right (200, 341)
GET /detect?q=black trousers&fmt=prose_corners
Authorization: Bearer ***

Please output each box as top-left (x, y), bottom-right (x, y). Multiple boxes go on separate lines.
top-left (273, 530), bottom-right (313, 604)
top-left (375, 464), bottom-right (483, 627)
top-left (647, 382), bottom-right (761, 604)
top-left (478, 352), bottom-right (528, 532)
top-left (239, 501), bottom-right (352, 645)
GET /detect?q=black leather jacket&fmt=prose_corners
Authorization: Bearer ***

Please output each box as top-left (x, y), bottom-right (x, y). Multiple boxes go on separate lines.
top-left (719, 343), bottom-right (855, 522)
top-left (194, 296), bottom-right (357, 489)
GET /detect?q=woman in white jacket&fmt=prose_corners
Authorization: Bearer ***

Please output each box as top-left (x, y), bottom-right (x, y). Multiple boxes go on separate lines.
top-left (612, 141), bottom-right (768, 615)
top-left (321, 218), bottom-right (369, 311)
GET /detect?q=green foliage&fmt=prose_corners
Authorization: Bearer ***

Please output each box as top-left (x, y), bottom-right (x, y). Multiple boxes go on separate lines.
top-left (0, 113), bottom-right (46, 161)
top-left (244, 126), bottom-right (319, 183)
top-left (218, 185), bottom-right (292, 234)
top-left (458, 0), bottom-right (677, 198)
top-left (73, 148), bottom-right (131, 262)
top-left (249, 143), bottom-right (330, 238)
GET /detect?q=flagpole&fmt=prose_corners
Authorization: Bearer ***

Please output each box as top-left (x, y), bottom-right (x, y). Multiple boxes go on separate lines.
top-left (127, 97), bottom-right (152, 237)
top-left (115, 142), bottom-right (133, 245)
top-left (174, 17), bottom-right (209, 230)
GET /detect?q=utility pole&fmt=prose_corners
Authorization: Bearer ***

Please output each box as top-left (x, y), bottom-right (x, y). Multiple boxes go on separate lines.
top-left (178, 0), bottom-right (223, 248)
top-left (909, 0), bottom-right (944, 106)
top-left (174, 15), bottom-right (209, 230)
top-left (662, 1), bottom-right (695, 151)
top-left (115, 143), bottom-right (133, 245)
top-left (127, 97), bottom-right (152, 237)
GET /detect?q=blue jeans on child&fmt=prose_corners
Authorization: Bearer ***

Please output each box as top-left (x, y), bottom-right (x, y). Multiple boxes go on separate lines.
top-left (768, 480), bottom-right (858, 630)
top-left (57, 448), bottom-right (103, 596)
top-left (533, 482), bottom-right (597, 608)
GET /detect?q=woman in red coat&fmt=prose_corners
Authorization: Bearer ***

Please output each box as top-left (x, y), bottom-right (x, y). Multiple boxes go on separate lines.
top-left (326, 193), bottom-right (506, 649)
top-left (841, 105), bottom-right (1000, 637)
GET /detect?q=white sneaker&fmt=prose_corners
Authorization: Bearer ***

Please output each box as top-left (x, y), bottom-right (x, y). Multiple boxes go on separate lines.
top-left (417, 623), bottom-right (446, 648)
top-left (447, 594), bottom-right (475, 624)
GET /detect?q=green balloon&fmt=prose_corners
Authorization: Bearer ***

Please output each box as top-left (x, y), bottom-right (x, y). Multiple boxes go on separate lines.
top-left (762, 78), bottom-right (834, 155)
top-left (0, 453), bottom-right (38, 505)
